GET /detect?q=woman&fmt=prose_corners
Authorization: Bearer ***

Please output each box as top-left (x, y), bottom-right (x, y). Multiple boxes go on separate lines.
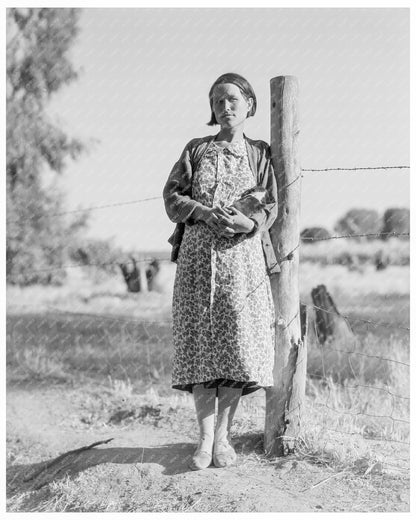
top-left (163, 73), bottom-right (279, 470)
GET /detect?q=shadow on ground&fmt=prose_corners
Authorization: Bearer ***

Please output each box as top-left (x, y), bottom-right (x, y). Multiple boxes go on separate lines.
top-left (7, 432), bottom-right (265, 497)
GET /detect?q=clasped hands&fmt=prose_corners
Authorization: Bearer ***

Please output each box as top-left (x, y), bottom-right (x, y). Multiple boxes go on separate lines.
top-left (193, 205), bottom-right (255, 237)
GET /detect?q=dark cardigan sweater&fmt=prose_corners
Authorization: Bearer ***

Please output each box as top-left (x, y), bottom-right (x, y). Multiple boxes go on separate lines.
top-left (163, 133), bottom-right (280, 275)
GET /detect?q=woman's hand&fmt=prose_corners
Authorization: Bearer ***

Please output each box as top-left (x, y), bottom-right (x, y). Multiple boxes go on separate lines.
top-left (217, 207), bottom-right (255, 237)
top-left (193, 205), bottom-right (233, 231)
top-left (193, 205), bottom-right (255, 237)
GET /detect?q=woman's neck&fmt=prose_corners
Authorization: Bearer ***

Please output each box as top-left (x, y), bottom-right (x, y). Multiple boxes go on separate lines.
top-left (215, 127), bottom-right (245, 143)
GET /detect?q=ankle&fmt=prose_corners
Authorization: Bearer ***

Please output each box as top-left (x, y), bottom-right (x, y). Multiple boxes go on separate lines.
top-left (214, 429), bottom-right (231, 443)
top-left (199, 432), bottom-right (214, 444)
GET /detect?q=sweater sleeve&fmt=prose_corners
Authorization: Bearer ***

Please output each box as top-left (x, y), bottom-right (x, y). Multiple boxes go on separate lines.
top-left (246, 144), bottom-right (278, 236)
top-left (162, 141), bottom-right (205, 224)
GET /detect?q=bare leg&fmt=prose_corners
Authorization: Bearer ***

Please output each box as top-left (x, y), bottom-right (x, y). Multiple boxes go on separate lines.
top-left (193, 383), bottom-right (216, 449)
top-left (213, 385), bottom-right (242, 467)
top-left (189, 383), bottom-right (216, 469)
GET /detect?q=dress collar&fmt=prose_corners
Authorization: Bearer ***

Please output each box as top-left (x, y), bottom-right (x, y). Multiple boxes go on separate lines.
top-left (211, 133), bottom-right (248, 157)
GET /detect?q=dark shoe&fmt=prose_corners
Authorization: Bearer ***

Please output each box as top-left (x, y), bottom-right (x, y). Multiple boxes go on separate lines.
top-left (213, 438), bottom-right (237, 467)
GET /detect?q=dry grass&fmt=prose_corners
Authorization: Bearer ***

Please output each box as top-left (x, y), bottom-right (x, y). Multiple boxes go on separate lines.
top-left (40, 465), bottom-right (210, 513)
top-left (6, 258), bottom-right (410, 511)
top-left (6, 373), bottom-right (409, 512)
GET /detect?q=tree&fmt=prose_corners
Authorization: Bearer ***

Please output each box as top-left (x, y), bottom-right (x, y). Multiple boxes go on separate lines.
top-left (381, 208), bottom-right (410, 240)
top-left (334, 208), bottom-right (382, 240)
top-left (6, 8), bottom-right (88, 285)
top-left (300, 226), bottom-right (331, 244)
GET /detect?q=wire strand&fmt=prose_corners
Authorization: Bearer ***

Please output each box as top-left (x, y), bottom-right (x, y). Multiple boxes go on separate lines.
top-left (7, 196), bottom-right (164, 223)
top-left (301, 166), bottom-right (410, 172)
top-left (12, 229), bottom-right (409, 275)
top-left (302, 301), bottom-right (410, 332)
top-left (7, 164), bottom-right (409, 224)
top-left (301, 232), bottom-right (409, 241)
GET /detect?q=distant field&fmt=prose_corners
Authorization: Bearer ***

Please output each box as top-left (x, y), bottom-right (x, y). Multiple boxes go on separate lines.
top-left (7, 257), bottom-right (409, 405)
top-left (300, 237), bottom-right (409, 266)
top-left (137, 238), bottom-right (410, 267)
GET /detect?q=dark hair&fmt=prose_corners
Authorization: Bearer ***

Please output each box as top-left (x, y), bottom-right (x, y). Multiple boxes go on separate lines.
top-left (207, 72), bottom-right (257, 126)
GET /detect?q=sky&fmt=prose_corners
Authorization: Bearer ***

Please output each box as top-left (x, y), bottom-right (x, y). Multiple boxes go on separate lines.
top-left (46, 7), bottom-right (410, 251)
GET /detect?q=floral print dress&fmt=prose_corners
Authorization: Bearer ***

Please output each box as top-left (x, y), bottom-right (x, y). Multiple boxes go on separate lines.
top-left (171, 138), bottom-right (275, 396)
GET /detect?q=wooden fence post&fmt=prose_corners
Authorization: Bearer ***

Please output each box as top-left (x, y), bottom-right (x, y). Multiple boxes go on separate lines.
top-left (264, 76), bottom-right (307, 457)
top-left (138, 255), bottom-right (148, 294)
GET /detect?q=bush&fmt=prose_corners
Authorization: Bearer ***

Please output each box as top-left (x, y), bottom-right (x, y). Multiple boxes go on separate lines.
top-left (300, 227), bottom-right (331, 244)
top-left (334, 208), bottom-right (382, 239)
top-left (68, 238), bottom-right (124, 275)
top-left (381, 208), bottom-right (410, 239)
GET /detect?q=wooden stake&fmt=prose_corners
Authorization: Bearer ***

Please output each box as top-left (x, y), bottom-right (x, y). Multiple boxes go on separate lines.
top-left (311, 284), bottom-right (355, 347)
top-left (265, 76), bottom-right (307, 457)
top-left (138, 254), bottom-right (148, 293)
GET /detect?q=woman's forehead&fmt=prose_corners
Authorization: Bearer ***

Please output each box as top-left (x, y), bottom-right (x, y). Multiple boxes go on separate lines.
top-left (212, 83), bottom-right (242, 97)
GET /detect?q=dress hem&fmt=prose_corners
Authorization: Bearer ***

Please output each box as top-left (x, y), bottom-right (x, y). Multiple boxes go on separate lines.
top-left (172, 378), bottom-right (273, 396)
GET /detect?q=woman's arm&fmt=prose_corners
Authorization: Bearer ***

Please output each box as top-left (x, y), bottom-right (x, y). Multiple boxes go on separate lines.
top-left (245, 147), bottom-right (278, 236)
top-left (215, 145), bottom-right (277, 238)
top-left (163, 141), bottom-right (237, 231)
top-left (163, 141), bottom-right (206, 224)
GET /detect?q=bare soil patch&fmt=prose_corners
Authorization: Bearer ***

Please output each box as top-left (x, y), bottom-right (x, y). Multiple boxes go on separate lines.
top-left (6, 383), bottom-right (409, 513)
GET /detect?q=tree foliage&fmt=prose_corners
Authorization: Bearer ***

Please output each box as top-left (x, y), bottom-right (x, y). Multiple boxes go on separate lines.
top-left (334, 208), bottom-right (382, 240)
top-left (334, 207), bottom-right (409, 241)
top-left (381, 208), bottom-right (410, 239)
top-left (7, 8), bottom-right (88, 285)
top-left (300, 227), bottom-right (331, 244)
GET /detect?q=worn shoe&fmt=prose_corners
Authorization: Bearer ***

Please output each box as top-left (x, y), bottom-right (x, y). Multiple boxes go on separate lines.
top-left (188, 445), bottom-right (213, 470)
top-left (213, 438), bottom-right (237, 467)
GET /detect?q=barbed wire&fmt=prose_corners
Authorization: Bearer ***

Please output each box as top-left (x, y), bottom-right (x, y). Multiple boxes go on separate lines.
top-left (13, 261), bottom-right (410, 338)
top-left (301, 231), bottom-right (409, 242)
top-left (324, 427), bottom-right (410, 446)
top-left (314, 395), bottom-right (409, 447)
top-left (11, 269), bottom-right (409, 336)
top-left (12, 256), bottom-right (172, 275)
top-left (8, 297), bottom-right (409, 466)
top-left (8, 298), bottom-right (409, 340)
top-left (242, 288), bottom-right (410, 450)
top-left (6, 160), bottom-right (410, 470)
top-left (287, 325), bottom-right (409, 449)
top-left (8, 228), bottom-right (409, 277)
top-left (312, 344), bottom-right (410, 366)
top-left (42, 306), bottom-right (173, 326)
top-left (8, 247), bottom-right (410, 459)
top-left (10, 286), bottom-right (410, 369)
top-left (307, 375), bottom-right (409, 402)
top-left (313, 402), bottom-right (409, 425)
top-left (301, 165), bottom-right (409, 172)
top-left (6, 164), bottom-right (410, 224)
top-left (309, 311), bottom-right (409, 449)
top-left (7, 196), bottom-right (164, 224)
top-left (9, 303), bottom-right (409, 358)
top-left (302, 301), bottom-right (410, 332)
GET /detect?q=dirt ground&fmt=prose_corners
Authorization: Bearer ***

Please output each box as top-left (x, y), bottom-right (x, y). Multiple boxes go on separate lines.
top-left (6, 383), bottom-right (410, 513)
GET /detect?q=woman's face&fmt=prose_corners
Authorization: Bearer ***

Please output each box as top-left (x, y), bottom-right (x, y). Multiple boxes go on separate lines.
top-left (212, 83), bottom-right (253, 129)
